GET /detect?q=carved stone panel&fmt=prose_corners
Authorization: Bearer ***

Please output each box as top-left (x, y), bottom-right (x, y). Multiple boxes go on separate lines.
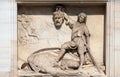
top-left (18, 4), bottom-right (106, 77)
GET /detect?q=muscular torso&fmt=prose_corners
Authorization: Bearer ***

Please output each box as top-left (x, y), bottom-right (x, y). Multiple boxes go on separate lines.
top-left (71, 22), bottom-right (86, 44)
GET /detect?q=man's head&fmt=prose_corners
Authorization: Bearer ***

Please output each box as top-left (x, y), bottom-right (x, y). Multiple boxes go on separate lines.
top-left (77, 12), bottom-right (87, 23)
top-left (53, 11), bottom-right (64, 29)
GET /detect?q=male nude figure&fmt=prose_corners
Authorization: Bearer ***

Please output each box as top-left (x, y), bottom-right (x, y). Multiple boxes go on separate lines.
top-left (56, 12), bottom-right (90, 70)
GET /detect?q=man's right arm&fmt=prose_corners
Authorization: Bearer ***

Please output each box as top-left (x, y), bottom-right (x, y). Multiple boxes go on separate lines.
top-left (64, 12), bottom-right (75, 29)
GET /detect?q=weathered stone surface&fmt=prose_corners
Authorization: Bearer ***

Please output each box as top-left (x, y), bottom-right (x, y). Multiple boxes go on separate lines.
top-left (18, 5), bottom-right (105, 68)
top-left (17, 4), bottom-right (106, 76)
top-left (3, 0), bottom-right (120, 77)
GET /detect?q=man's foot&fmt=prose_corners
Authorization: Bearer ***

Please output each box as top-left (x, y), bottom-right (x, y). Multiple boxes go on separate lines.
top-left (77, 69), bottom-right (89, 75)
top-left (78, 65), bottom-right (82, 70)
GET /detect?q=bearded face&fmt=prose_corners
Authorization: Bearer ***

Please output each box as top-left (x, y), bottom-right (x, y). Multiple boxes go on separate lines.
top-left (53, 11), bottom-right (64, 29)
top-left (53, 16), bottom-right (64, 28)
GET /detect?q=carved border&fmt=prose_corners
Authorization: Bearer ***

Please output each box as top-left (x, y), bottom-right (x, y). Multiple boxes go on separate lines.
top-left (11, 0), bottom-right (116, 77)
top-left (106, 0), bottom-right (115, 77)
top-left (16, 0), bottom-right (108, 3)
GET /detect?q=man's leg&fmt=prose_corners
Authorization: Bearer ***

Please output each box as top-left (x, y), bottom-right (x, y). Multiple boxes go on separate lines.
top-left (56, 48), bottom-right (66, 62)
top-left (78, 45), bottom-right (85, 70)
top-left (79, 53), bottom-right (84, 69)
top-left (56, 42), bottom-right (70, 62)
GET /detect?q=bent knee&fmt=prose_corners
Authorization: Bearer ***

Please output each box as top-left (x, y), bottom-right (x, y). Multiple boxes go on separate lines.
top-left (61, 42), bottom-right (70, 49)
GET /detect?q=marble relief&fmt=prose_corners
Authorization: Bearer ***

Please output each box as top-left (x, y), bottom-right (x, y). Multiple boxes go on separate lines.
top-left (18, 5), bottom-right (106, 77)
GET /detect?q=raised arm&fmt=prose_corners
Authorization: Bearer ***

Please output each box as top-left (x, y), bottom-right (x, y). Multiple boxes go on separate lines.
top-left (64, 12), bottom-right (75, 29)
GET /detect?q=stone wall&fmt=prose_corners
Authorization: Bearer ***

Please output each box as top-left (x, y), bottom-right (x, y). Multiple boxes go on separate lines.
top-left (115, 1), bottom-right (120, 77)
top-left (0, 0), bottom-right (120, 77)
